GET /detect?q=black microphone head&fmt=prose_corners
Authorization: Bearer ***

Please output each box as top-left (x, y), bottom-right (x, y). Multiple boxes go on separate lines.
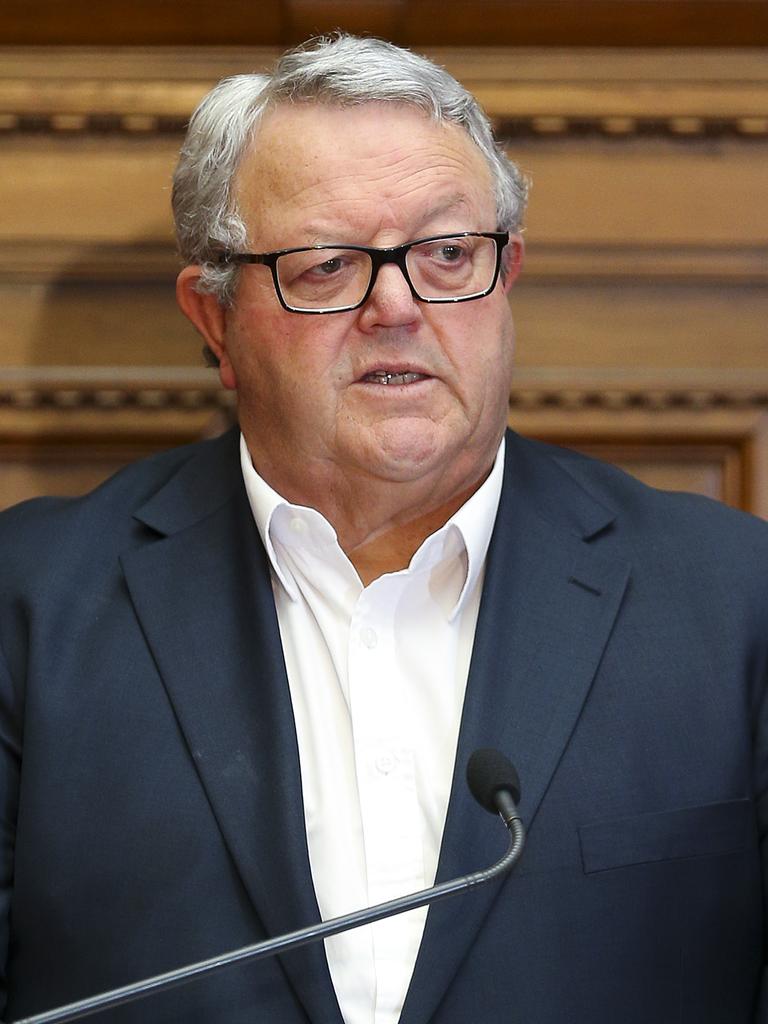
top-left (466, 748), bottom-right (521, 814)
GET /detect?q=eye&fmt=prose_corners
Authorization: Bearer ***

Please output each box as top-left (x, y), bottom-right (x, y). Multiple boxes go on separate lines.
top-left (434, 243), bottom-right (466, 262)
top-left (413, 238), bottom-right (475, 266)
top-left (310, 256), bottom-right (345, 276)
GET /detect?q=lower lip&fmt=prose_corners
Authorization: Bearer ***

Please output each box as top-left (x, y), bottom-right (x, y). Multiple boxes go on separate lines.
top-left (358, 374), bottom-right (432, 386)
top-left (355, 377), bottom-right (435, 396)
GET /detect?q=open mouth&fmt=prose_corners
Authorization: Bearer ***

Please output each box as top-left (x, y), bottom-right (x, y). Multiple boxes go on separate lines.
top-left (362, 371), bottom-right (430, 386)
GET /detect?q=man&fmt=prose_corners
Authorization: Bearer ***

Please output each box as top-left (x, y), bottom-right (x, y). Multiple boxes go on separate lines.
top-left (0, 34), bottom-right (765, 1024)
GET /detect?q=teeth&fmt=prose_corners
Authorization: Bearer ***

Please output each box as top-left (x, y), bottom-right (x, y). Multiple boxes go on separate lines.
top-left (365, 371), bottom-right (426, 385)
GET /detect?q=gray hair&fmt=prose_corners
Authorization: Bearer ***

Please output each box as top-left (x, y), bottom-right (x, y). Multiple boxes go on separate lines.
top-left (172, 33), bottom-right (528, 308)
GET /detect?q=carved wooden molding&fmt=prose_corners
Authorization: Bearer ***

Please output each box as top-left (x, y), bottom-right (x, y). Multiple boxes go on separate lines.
top-left (1, 47), bottom-right (767, 139)
top-left (2, 368), bottom-right (766, 516)
top-left (2, 367), bottom-right (767, 414)
top-left (508, 370), bottom-right (768, 412)
top-left (3, 113), bottom-right (767, 140)
top-left (509, 389), bottom-right (768, 413)
top-left (0, 368), bottom-right (232, 412)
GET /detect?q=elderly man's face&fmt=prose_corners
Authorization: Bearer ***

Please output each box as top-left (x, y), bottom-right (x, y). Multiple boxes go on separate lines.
top-left (193, 103), bottom-right (521, 498)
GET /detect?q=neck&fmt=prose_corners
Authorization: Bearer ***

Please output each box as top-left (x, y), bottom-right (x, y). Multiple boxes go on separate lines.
top-left (245, 439), bottom-right (497, 585)
top-left (344, 482), bottom-right (481, 586)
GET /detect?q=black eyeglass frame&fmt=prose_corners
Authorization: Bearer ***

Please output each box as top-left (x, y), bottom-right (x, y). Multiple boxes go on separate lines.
top-left (217, 231), bottom-right (510, 314)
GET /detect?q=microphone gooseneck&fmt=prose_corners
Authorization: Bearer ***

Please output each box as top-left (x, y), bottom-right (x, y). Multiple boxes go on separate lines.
top-left (12, 748), bottom-right (526, 1024)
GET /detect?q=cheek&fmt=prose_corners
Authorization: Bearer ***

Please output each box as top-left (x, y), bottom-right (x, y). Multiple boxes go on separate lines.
top-left (228, 313), bottom-right (351, 409)
top-left (283, 316), bottom-right (358, 379)
top-left (470, 319), bottom-right (515, 421)
top-left (452, 304), bottom-right (514, 386)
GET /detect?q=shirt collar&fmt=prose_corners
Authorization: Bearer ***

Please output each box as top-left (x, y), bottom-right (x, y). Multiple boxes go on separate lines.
top-left (439, 435), bottom-right (505, 619)
top-left (239, 433), bottom-right (505, 617)
top-left (240, 434), bottom-right (323, 601)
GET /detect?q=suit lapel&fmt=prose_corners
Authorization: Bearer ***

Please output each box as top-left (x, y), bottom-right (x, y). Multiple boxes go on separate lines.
top-left (118, 428), bottom-right (630, 1024)
top-left (120, 430), bottom-right (342, 1023)
top-left (400, 433), bottom-right (630, 1024)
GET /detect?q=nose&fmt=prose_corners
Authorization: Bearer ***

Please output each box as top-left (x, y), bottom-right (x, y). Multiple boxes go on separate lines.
top-left (358, 262), bottom-right (420, 330)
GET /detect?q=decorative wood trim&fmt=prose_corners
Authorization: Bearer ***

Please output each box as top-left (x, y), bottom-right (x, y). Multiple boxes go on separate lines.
top-left (1, 47), bottom-right (767, 139)
top-left (2, 368), bottom-right (767, 414)
top-left (505, 385), bottom-right (768, 519)
top-left (510, 391), bottom-right (768, 413)
top-left (0, 368), bottom-right (232, 412)
top-left (3, 113), bottom-right (767, 140)
top-left (566, 438), bottom-right (749, 508)
top-left (496, 116), bottom-right (768, 139)
top-left (508, 369), bottom-right (768, 411)
top-left (2, 368), bottom-right (766, 516)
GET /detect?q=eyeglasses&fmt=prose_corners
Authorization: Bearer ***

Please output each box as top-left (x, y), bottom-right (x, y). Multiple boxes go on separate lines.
top-left (218, 231), bottom-right (509, 314)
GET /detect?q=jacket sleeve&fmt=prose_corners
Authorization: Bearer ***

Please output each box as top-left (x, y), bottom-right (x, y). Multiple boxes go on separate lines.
top-left (0, 637), bottom-right (21, 1020)
top-left (756, 824), bottom-right (767, 1021)
top-left (755, 634), bottom-right (768, 1022)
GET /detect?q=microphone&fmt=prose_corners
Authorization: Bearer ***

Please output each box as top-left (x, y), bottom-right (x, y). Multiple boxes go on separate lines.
top-left (466, 747), bottom-right (522, 827)
top-left (11, 749), bottom-right (526, 1024)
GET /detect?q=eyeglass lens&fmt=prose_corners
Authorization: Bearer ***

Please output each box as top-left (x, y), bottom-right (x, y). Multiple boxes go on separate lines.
top-left (275, 235), bottom-right (498, 311)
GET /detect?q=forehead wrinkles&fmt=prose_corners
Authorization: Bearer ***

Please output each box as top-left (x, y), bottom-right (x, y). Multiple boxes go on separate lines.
top-left (276, 156), bottom-right (482, 216)
top-left (236, 108), bottom-right (494, 236)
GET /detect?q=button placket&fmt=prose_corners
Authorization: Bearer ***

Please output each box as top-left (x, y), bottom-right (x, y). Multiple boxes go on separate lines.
top-left (348, 579), bottom-right (426, 950)
top-left (360, 625), bottom-right (378, 649)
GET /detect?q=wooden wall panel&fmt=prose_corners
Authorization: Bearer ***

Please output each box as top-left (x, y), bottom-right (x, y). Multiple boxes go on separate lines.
top-left (2, 1), bottom-right (767, 46)
top-left (0, 0), bottom-right (286, 46)
top-left (509, 395), bottom-right (768, 514)
top-left (1, 140), bottom-right (175, 243)
top-left (0, 281), bottom-right (201, 368)
top-left (1, 443), bottom-right (181, 510)
top-left (0, 47), bottom-right (766, 515)
top-left (512, 283), bottom-right (768, 372)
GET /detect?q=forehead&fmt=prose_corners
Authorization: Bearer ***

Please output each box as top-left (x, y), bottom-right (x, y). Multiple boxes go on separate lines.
top-left (233, 102), bottom-right (496, 244)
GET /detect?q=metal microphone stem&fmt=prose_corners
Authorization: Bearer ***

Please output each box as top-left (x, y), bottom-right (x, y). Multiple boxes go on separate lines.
top-left (12, 814), bottom-right (525, 1024)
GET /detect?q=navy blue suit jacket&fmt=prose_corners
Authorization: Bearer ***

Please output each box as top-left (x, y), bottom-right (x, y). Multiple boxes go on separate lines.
top-left (0, 427), bottom-right (766, 1023)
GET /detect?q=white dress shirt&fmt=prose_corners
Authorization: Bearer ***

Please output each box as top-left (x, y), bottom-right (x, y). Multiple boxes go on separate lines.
top-left (240, 435), bottom-right (505, 1024)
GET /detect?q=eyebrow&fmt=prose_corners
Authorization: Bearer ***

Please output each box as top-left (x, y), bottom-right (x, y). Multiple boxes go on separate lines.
top-left (300, 194), bottom-right (477, 246)
top-left (417, 194), bottom-right (473, 226)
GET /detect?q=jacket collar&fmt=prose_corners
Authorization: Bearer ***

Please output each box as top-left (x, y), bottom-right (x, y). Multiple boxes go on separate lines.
top-left (123, 427), bottom-right (343, 1023)
top-left (400, 432), bottom-right (629, 1024)
top-left (124, 427), bottom-right (628, 1024)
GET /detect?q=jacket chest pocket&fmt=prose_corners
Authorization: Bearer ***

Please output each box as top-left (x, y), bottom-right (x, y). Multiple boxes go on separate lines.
top-left (579, 798), bottom-right (755, 874)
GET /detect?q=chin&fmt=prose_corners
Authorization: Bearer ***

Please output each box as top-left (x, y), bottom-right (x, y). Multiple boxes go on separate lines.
top-left (355, 424), bottom-right (456, 482)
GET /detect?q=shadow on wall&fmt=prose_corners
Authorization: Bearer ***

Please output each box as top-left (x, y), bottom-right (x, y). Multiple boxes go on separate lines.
top-left (1, 238), bottom-right (235, 509)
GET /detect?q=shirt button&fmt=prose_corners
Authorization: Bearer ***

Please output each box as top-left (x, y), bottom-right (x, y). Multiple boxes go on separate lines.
top-left (289, 517), bottom-right (308, 534)
top-left (375, 753), bottom-right (395, 775)
top-left (360, 626), bottom-right (378, 649)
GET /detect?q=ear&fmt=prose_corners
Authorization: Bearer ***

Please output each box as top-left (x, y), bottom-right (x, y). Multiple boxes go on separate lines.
top-left (501, 233), bottom-right (525, 294)
top-left (176, 266), bottom-right (237, 390)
